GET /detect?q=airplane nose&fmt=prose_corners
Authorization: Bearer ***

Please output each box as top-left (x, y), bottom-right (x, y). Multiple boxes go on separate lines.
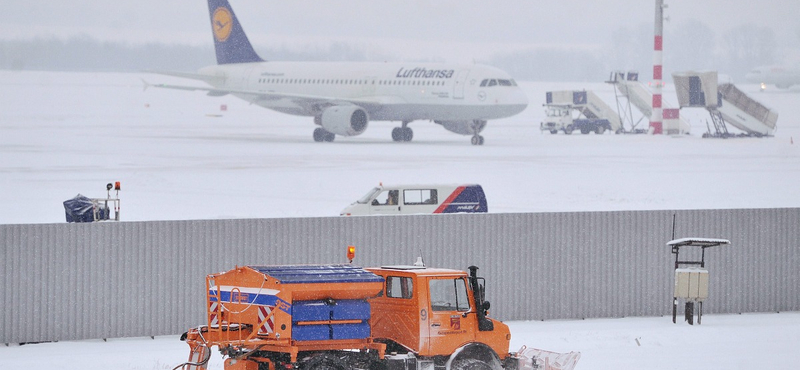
top-left (516, 87), bottom-right (529, 106)
top-left (511, 87), bottom-right (529, 112)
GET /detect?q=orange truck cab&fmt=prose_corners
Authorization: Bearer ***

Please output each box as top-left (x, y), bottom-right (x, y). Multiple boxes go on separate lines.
top-left (178, 261), bottom-right (519, 370)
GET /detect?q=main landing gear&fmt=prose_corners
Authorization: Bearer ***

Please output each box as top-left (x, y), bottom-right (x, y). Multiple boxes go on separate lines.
top-left (313, 127), bottom-right (335, 142)
top-left (392, 121), bottom-right (413, 142)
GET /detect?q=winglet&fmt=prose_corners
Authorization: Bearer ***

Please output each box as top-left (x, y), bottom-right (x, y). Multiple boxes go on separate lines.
top-left (207, 0), bottom-right (264, 64)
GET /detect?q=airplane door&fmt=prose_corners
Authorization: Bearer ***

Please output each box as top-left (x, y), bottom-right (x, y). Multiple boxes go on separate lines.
top-left (453, 70), bottom-right (470, 99)
top-left (241, 67), bottom-right (257, 91)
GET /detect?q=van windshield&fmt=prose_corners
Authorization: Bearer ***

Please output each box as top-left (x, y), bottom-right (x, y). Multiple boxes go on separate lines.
top-left (357, 187), bottom-right (382, 204)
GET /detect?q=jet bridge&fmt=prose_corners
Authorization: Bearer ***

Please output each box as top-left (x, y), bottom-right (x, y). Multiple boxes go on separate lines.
top-left (608, 72), bottom-right (691, 134)
top-left (672, 71), bottom-right (778, 137)
top-left (546, 90), bottom-right (622, 132)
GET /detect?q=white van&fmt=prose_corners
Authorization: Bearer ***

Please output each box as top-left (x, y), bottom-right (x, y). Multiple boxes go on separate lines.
top-left (340, 184), bottom-right (488, 216)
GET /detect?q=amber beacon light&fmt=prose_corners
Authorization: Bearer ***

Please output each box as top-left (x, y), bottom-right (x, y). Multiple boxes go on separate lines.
top-left (347, 246), bottom-right (356, 263)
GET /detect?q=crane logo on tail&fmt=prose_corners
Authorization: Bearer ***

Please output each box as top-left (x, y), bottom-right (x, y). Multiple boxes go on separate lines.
top-left (212, 7), bottom-right (233, 42)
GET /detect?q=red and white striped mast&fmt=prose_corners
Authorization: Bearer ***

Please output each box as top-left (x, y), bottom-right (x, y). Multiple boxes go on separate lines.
top-left (651, 0), bottom-right (665, 134)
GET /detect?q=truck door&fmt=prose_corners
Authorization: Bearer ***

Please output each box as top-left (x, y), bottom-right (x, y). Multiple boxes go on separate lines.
top-left (426, 277), bottom-right (476, 355)
top-left (369, 189), bottom-right (401, 215)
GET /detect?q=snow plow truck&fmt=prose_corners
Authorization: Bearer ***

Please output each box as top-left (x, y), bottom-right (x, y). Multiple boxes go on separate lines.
top-left (176, 253), bottom-right (579, 370)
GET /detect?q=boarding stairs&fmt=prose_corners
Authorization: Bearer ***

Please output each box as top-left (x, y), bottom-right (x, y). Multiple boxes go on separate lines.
top-left (546, 90), bottom-right (623, 132)
top-left (672, 72), bottom-right (778, 138)
top-left (608, 72), bottom-right (691, 134)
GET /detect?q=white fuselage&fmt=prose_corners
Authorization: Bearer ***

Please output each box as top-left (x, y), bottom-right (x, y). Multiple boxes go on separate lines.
top-left (198, 61), bottom-right (528, 121)
top-left (745, 65), bottom-right (800, 89)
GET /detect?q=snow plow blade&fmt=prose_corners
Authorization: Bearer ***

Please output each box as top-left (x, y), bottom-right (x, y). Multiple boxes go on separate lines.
top-left (517, 346), bottom-right (581, 370)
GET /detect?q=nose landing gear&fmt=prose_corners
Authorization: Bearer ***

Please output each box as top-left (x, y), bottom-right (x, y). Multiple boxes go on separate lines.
top-left (470, 120), bottom-right (487, 145)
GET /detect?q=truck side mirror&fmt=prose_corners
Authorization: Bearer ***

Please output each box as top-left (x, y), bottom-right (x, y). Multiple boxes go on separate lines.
top-left (482, 301), bottom-right (491, 312)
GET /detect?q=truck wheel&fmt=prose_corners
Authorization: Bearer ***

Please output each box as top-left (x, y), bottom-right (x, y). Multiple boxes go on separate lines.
top-left (595, 126), bottom-right (606, 134)
top-left (565, 125), bottom-right (574, 135)
top-left (549, 130), bottom-right (558, 134)
top-left (452, 358), bottom-right (493, 370)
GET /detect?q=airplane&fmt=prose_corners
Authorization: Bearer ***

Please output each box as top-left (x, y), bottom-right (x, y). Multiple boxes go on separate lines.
top-left (149, 0), bottom-right (528, 145)
top-left (745, 64), bottom-right (800, 91)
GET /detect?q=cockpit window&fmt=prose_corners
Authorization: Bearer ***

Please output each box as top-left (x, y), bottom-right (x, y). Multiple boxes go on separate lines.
top-left (481, 78), bottom-right (517, 87)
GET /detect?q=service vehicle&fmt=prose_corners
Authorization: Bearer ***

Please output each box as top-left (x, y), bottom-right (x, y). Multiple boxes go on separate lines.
top-left (340, 184), bottom-right (487, 216)
top-left (540, 105), bottom-right (611, 135)
top-left (175, 251), bottom-right (579, 370)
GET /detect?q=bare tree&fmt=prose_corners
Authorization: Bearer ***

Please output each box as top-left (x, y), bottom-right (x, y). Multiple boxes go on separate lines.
top-left (666, 19), bottom-right (716, 72)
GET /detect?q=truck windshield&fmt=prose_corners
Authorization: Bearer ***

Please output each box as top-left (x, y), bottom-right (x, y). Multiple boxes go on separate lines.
top-left (357, 187), bottom-right (381, 204)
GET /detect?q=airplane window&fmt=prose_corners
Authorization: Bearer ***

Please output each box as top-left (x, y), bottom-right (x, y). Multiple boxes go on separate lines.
top-left (480, 79), bottom-right (488, 87)
top-left (498, 79), bottom-right (512, 86)
top-left (488, 79), bottom-right (497, 87)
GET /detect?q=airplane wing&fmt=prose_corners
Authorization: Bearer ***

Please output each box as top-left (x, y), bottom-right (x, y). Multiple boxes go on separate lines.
top-left (144, 70), bottom-right (226, 85)
top-left (142, 77), bottom-right (392, 112)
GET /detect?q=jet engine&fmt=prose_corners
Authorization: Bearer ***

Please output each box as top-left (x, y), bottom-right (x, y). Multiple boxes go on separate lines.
top-left (319, 105), bottom-right (369, 136)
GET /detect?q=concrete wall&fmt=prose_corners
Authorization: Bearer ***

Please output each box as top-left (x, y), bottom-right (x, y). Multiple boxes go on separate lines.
top-left (2, 208), bottom-right (798, 343)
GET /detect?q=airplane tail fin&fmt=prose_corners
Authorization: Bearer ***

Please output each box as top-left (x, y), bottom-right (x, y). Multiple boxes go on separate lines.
top-left (207, 0), bottom-right (264, 64)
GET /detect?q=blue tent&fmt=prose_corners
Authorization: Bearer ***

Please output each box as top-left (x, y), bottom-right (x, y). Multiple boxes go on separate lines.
top-left (63, 194), bottom-right (108, 223)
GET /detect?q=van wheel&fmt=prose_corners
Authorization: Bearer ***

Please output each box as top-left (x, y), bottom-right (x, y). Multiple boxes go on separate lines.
top-left (452, 358), bottom-right (493, 370)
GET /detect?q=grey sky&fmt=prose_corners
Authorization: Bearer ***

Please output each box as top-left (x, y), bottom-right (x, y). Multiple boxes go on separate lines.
top-left (3, 0), bottom-right (799, 63)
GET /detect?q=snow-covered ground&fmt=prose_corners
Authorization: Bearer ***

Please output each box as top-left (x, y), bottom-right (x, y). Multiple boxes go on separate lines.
top-left (2, 312), bottom-right (799, 370)
top-left (1, 71), bottom-right (799, 368)
top-left (1, 71), bottom-right (799, 224)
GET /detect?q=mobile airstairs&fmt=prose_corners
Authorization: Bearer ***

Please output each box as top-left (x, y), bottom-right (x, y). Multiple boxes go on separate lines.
top-left (543, 90), bottom-right (623, 134)
top-left (607, 71), bottom-right (691, 134)
top-left (672, 71), bottom-right (778, 138)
